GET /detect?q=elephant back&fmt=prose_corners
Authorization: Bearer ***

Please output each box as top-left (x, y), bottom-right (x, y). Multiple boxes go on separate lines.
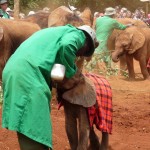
top-left (107, 18), bottom-right (148, 51)
top-left (80, 7), bottom-right (93, 27)
top-left (48, 6), bottom-right (83, 27)
top-left (23, 11), bottom-right (50, 29)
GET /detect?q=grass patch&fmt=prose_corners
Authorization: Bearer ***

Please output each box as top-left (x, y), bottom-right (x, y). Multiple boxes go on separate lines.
top-left (84, 60), bottom-right (129, 78)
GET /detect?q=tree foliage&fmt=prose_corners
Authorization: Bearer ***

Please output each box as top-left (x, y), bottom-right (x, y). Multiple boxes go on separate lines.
top-left (9, 0), bottom-right (50, 12)
top-left (9, 0), bottom-right (149, 13)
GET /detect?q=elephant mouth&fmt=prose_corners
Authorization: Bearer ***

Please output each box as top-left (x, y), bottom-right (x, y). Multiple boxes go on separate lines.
top-left (118, 52), bottom-right (125, 57)
top-left (112, 52), bottom-right (125, 62)
top-left (113, 57), bottom-right (119, 62)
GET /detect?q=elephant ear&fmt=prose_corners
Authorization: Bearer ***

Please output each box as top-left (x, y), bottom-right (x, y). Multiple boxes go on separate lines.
top-left (127, 28), bottom-right (145, 54)
top-left (0, 27), bottom-right (3, 41)
top-left (62, 76), bottom-right (96, 107)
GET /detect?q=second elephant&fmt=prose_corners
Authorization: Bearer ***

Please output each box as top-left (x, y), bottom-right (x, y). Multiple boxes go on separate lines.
top-left (0, 18), bottom-right (40, 80)
top-left (57, 73), bottom-right (113, 150)
top-left (107, 18), bottom-right (148, 72)
top-left (112, 26), bottom-right (150, 80)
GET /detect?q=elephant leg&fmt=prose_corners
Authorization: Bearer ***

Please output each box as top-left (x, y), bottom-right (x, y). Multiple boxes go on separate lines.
top-left (148, 68), bottom-right (150, 75)
top-left (139, 58), bottom-right (150, 80)
top-left (77, 107), bottom-right (90, 150)
top-left (64, 105), bottom-right (78, 150)
top-left (146, 58), bottom-right (150, 75)
top-left (119, 55), bottom-right (127, 75)
top-left (88, 128), bottom-right (100, 150)
top-left (126, 54), bottom-right (135, 80)
top-left (100, 132), bottom-right (109, 150)
top-left (75, 56), bottom-right (85, 72)
top-left (0, 58), bottom-right (6, 81)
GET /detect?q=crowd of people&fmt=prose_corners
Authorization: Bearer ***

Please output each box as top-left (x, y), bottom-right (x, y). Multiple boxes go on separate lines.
top-left (1, 1), bottom-right (150, 26)
top-left (94, 5), bottom-right (150, 26)
top-left (0, 0), bottom-right (50, 19)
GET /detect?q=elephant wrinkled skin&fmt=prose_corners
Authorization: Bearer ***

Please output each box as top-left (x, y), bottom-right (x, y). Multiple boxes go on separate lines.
top-left (56, 72), bottom-right (112, 150)
top-left (107, 18), bottom-right (148, 71)
top-left (0, 18), bottom-right (40, 80)
top-left (112, 26), bottom-right (150, 80)
top-left (80, 7), bottom-right (93, 27)
top-left (108, 18), bottom-right (148, 51)
top-left (23, 11), bottom-right (50, 29)
top-left (48, 6), bottom-right (84, 27)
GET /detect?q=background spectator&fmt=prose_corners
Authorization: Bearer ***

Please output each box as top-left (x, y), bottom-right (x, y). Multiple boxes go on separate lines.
top-left (0, 0), bottom-right (10, 19)
top-left (6, 7), bottom-right (14, 19)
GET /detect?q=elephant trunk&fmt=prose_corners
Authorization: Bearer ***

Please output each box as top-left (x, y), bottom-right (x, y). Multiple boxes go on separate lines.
top-left (111, 51), bottom-right (120, 62)
top-left (112, 48), bottom-right (125, 63)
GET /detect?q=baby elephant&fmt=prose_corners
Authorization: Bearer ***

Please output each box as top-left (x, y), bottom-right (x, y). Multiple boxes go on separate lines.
top-left (57, 73), bottom-right (113, 150)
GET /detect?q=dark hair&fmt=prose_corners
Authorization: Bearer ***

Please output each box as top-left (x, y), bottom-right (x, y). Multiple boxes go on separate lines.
top-left (83, 32), bottom-right (95, 57)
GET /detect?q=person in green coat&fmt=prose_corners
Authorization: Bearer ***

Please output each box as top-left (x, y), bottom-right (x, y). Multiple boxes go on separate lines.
top-left (88, 7), bottom-right (132, 71)
top-left (2, 24), bottom-right (97, 150)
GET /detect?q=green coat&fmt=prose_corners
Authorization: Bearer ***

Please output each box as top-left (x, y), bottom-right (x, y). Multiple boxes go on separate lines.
top-left (0, 9), bottom-right (10, 19)
top-left (95, 16), bottom-right (126, 53)
top-left (2, 24), bottom-right (85, 149)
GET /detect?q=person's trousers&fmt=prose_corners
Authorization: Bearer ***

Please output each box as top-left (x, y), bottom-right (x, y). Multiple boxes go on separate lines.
top-left (17, 132), bottom-right (51, 150)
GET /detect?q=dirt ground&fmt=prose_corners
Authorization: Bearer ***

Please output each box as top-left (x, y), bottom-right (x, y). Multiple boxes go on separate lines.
top-left (0, 61), bottom-right (150, 150)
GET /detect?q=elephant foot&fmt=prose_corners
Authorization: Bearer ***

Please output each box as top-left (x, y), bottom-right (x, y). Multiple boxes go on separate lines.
top-left (127, 73), bottom-right (135, 80)
top-left (100, 132), bottom-right (109, 150)
top-left (148, 69), bottom-right (150, 75)
top-left (89, 128), bottom-right (100, 150)
top-left (100, 145), bottom-right (107, 150)
top-left (128, 77), bottom-right (135, 81)
top-left (88, 144), bottom-right (100, 150)
top-left (145, 76), bottom-right (150, 80)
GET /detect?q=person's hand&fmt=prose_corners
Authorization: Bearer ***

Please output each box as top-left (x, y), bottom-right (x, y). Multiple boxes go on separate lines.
top-left (63, 70), bottom-right (83, 90)
top-left (59, 69), bottom-right (84, 90)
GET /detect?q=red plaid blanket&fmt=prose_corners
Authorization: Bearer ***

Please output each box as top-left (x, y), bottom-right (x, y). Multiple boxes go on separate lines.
top-left (85, 73), bottom-right (113, 134)
top-left (147, 58), bottom-right (150, 68)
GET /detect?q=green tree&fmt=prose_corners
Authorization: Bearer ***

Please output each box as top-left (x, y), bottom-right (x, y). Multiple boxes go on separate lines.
top-left (8, 0), bottom-right (149, 14)
top-left (9, 0), bottom-right (50, 12)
